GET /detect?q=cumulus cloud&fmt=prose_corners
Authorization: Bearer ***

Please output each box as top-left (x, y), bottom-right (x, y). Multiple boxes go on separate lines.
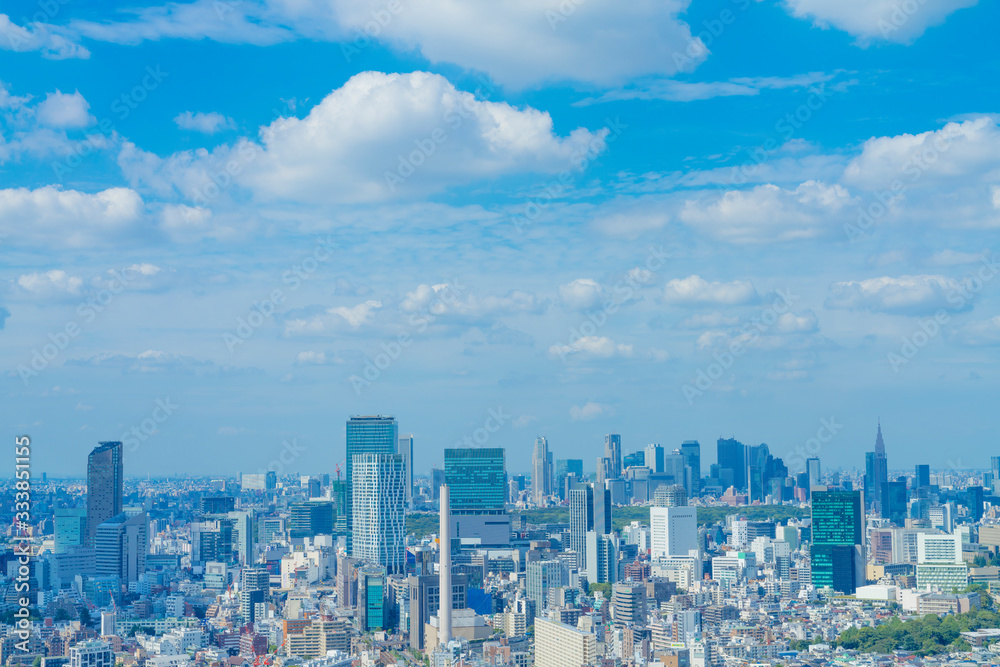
top-left (16, 270), bottom-right (83, 297)
top-left (663, 275), bottom-right (758, 305)
top-left (0, 14), bottom-right (90, 59)
top-left (559, 279), bottom-right (604, 311)
top-left (579, 72), bottom-right (838, 105)
top-left (36, 90), bottom-right (93, 128)
top-left (174, 111), bottom-right (235, 134)
top-left (285, 300), bottom-right (382, 334)
top-left (679, 181), bottom-right (853, 244)
top-left (570, 401), bottom-right (612, 421)
top-left (401, 283), bottom-right (540, 321)
top-left (0, 186), bottom-right (144, 247)
top-left (120, 72), bottom-right (609, 206)
top-left (781, 0), bottom-right (977, 44)
top-left (549, 336), bottom-right (633, 359)
top-left (826, 275), bottom-right (969, 315)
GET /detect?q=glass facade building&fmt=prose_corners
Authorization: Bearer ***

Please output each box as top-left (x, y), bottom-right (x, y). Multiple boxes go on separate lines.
top-left (811, 488), bottom-right (865, 593)
top-left (345, 416), bottom-right (399, 545)
top-left (444, 447), bottom-right (506, 513)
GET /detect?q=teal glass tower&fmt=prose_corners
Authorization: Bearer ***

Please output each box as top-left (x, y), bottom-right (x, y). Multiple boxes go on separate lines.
top-left (811, 488), bottom-right (865, 593)
top-left (444, 447), bottom-right (506, 514)
top-left (345, 415), bottom-right (398, 545)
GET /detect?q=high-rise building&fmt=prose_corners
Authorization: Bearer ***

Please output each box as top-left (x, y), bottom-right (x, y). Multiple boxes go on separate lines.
top-left (398, 434), bottom-right (414, 509)
top-left (407, 573), bottom-right (469, 650)
top-left (240, 567), bottom-right (270, 622)
top-left (644, 444), bottom-right (665, 473)
top-left (569, 484), bottom-right (611, 568)
top-left (241, 472), bottom-right (277, 491)
top-left (200, 495), bottom-right (236, 514)
top-left (445, 448), bottom-right (506, 513)
top-left (864, 422), bottom-right (890, 516)
top-left (611, 583), bottom-right (647, 629)
top-left (290, 501), bottom-right (336, 538)
top-left (915, 464), bottom-right (931, 490)
top-left (95, 511), bottom-right (147, 583)
top-left (605, 434), bottom-right (622, 479)
top-left (86, 441), bottom-right (123, 548)
top-left (806, 458), bottom-right (821, 490)
top-left (585, 531), bottom-right (618, 584)
top-left (357, 564), bottom-right (389, 632)
top-left (351, 453), bottom-right (406, 574)
top-left (652, 484), bottom-right (687, 507)
top-left (532, 437), bottom-right (552, 503)
top-left (680, 440), bottom-right (701, 496)
top-left (887, 481), bottom-right (908, 525)
top-left (649, 505), bottom-right (697, 558)
top-left (967, 486), bottom-right (985, 522)
top-left (810, 488), bottom-right (865, 594)
top-left (55, 508), bottom-right (87, 554)
top-left (346, 416), bottom-right (399, 545)
top-left (716, 438), bottom-right (746, 491)
top-left (526, 560), bottom-right (568, 609)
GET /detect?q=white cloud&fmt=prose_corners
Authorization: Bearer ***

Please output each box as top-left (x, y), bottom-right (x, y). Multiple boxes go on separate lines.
top-left (0, 186), bottom-right (144, 247)
top-left (570, 401), bottom-right (612, 421)
top-left (950, 316), bottom-right (1000, 346)
top-left (401, 283), bottom-right (540, 321)
top-left (826, 275), bottom-right (968, 315)
top-left (579, 72), bottom-right (838, 104)
top-left (559, 279), bottom-right (604, 310)
top-left (774, 311), bottom-right (819, 334)
top-left (121, 71), bottom-right (609, 205)
top-left (926, 249), bottom-right (990, 266)
top-left (285, 300), bottom-right (382, 333)
top-left (0, 14), bottom-right (90, 59)
top-left (549, 336), bottom-right (632, 359)
top-left (679, 181), bottom-right (853, 244)
top-left (174, 111), bottom-right (235, 134)
top-left (295, 350), bottom-right (344, 365)
top-left (36, 90), bottom-right (93, 128)
top-left (16, 270), bottom-right (83, 296)
top-left (69, 0), bottom-right (705, 88)
top-left (781, 0), bottom-right (977, 44)
top-left (663, 275), bottom-right (758, 305)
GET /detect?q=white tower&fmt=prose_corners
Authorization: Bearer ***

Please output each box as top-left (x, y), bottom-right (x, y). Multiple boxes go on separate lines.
top-left (439, 484), bottom-right (452, 646)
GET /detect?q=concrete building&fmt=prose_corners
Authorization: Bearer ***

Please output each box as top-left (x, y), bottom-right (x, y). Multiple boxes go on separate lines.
top-left (535, 617), bottom-right (597, 667)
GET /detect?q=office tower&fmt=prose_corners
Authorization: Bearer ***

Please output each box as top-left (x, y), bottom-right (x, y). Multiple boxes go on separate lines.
top-left (241, 471), bottom-right (277, 491)
top-left (358, 564), bottom-right (389, 632)
top-left (557, 459), bottom-right (584, 479)
top-left (86, 441), bottom-right (123, 548)
top-left (596, 457), bottom-right (612, 485)
top-left (652, 484), bottom-right (687, 507)
top-left (916, 532), bottom-right (968, 592)
top-left (716, 438), bottom-right (746, 491)
top-left (346, 415), bottom-right (399, 545)
top-left (611, 583), bottom-right (647, 629)
top-left (810, 488), bottom-right (865, 594)
top-left (69, 640), bottom-right (113, 667)
top-left (585, 531), bottom-right (618, 584)
top-left (886, 481), bottom-right (908, 525)
top-left (200, 495), bottom-right (236, 514)
top-left (644, 444), bottom-right (665, 473)
top-left (228, 510), bottom-right (255, 566)
top-left (623, 451), bottom-right (645, 469)
top-left (290, 501), bottom-right (335, 538)
top-left (680, 440), bottom-right (701, 496)
top-left (915, 464), bottom-right (931, 490)
top-left (605, 434), bottom-right (622, 478)
top-left (398, 434), bottom-right (414, 509)
top-left (55, 508), bottom-right (87, 554)
top-left (864, 422), bottom-right (890, 516)
top-left (445, 448), bottom-right (506, 513)
top-left (352, 453), bottom-right (406, 574)
top-left (747, 443), bottom-right (784, 503)
top-left (663, 452), bottom-right (686, 488)
top-left (240, 567), bottom-right (270, 622)
top-left (408, 571), bottom-right (469, 650)
top-left (430, 468), bottom-right (445, 499)
top-left (526, 560), bottom-right (569, 609)
top-left (807, 457), bottom-right (821, 489)
top-left (649, 505), bottom-right (697, 558)
top-left (968, 486), bottom-right (985, 522)
top-left (569, 484), bottom-right (612, 568)
top-left (532, 437), bottom-right (552, 503)
top-left (535, 618), bottom-right (597, 667)
top-left (95, 511), bottom-right (147, 583)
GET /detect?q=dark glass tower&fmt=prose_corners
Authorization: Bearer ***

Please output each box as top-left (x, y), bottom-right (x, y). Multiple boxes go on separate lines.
top-left (811, 488), bottom-right (865, 593)
top-left (86, 441), bottom-right (123, 548)
top-left (717, 437), bottom-right (746, 491)
top-left (605, 434), bottom-right (622, 479)
top-left (680, 440), bottom-right (701, 496)
top-left (444, 447), bottom-right (506, 514)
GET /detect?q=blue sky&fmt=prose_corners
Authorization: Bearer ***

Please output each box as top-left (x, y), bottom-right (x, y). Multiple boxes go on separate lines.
top-left (2, 0), bottom-right (998, 478)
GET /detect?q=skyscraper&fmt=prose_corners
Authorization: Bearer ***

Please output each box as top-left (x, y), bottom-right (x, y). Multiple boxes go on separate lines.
top-left (86, 441), bottom-right (123, 549)
top-left (864, 423), bottom-right (889, 516)
top-left (811, 488), bottom-right (865, 594)
top-left (716, 438), bottom-right (746, 491)
top-left (351, 453), bottom-right (406, 574)
top-left (649, 505), bottom-right (697, 558)
top-left (532, 437), bottom-right (552, 503)
top-left (605, 434), bottom-right (622, 479)
top-left (569, 483), bottom-right (611, 567)
top-left (806, 457), bottom-right (821, 489)
top-left (240, 567), bottom-right (270, 622)
top-left (345, 416), bottom-right (398, 544)
top-left (915, 464), bottom-right (931, 490)
top-left (398, 434), bottom-right (414, 509)
top-left (680, 440), bottom-right (701, 496)
top-left (644, 444), bottom-right (665, 473)
top-left (445, 448), bottom-right (506, 513)
top-left (95, 511), bottom-right (147, 583)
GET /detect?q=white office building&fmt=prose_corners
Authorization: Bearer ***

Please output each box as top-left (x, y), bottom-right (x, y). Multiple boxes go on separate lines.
top-left (351, 453), bottom-right (407, 574)
top-left (650, 506), bottom-right (698, 558)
